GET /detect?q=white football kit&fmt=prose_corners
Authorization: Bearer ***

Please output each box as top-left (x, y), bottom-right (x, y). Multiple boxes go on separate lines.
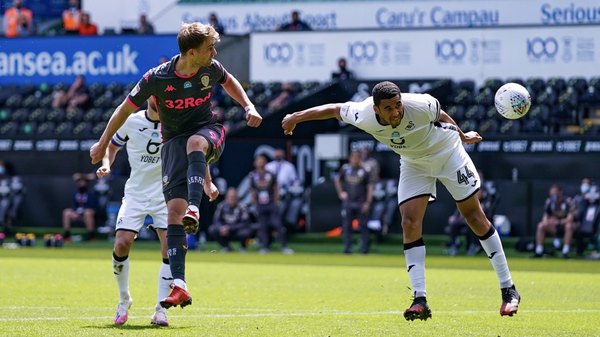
top-left (111, 110), bottom-right (167, 232)
top-left (339, 94), bottom-right (480, 205)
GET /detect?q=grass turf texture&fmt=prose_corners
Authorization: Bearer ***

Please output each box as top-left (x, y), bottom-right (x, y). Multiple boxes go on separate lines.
top-left (1, 240), bottom-right (599, 337)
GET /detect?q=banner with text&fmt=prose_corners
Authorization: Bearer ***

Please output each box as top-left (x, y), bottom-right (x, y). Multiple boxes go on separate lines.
top-left (250, 25), bottom-right (598, 83)
top-left (84, 0), bottom-right (600, 34)
top-left (0, 35), bottom-right (178, 84)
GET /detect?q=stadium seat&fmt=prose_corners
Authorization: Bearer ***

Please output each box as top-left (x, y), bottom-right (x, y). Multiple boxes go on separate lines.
top-left (525, 78), bottom-right (546, 96)
top-left (536, 88), bottom-right (557, 106)
top-left (88, 83), bottom-right (106, 99)
top-left (547, 77), bottom-right (568, 95)
top-left (54, 122), bottom-right (74, 136)
top-left (482, 78), bottom-right (503, 93)
top-left (474, 88), bottom-right (494, 106)
top-left (450, 89), bottom-right (473, 107)
top-left (72, 122), bottom-right (91, 136)
top-left (445, 105), bottom-right (465, 120)
top-left (499, 120), bottom-right (521, 135)
top-left (22, 94), bottom-right (41, 109)
top-left (36, 122), bottom-right (56, 136)
top-left (0, 121), bottom-right (18, 137)
top-left (10, 108), bottom-right (29, 122)
top-left (478, 119), bottom-right (499, 134)
top-left (506, 78), bottom-right (526, 87)
top-left (464, 105), bottom-right (485, 120)
top-left (5, 94), bottom-right (23, 108)
top-left (568, 77), bottom-right (588, 95)
top-left (0, 109), bottom-right (10, 123)
top-left (46, 109), bottom-right (65, 123)
top-left (64, 109), bottom-right (83, 123)
top-left (91, 122), bottom-right (107, 136)
top-left (28, 108), bottom-right (47, 123)
top-left (83, 108), bottom-right (102, 123)
top-left (456, 80), bottom-right (476, 94)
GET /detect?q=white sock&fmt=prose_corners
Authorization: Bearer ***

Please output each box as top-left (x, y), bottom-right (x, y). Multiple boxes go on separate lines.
top-left (173, 278), bottom-right (187, 290)
top-left (157, 262), bottom-right (173, 305)
top-left (112, 255), bottom-right (131, 302)
top-left (479, 229), bottom-right (513, 288)
top-left (562, 244), bottom-right (570, 255)
top-left (535, 244), bottom-right (544, 255)
top-left (404, 244), bottom-right (426, 298)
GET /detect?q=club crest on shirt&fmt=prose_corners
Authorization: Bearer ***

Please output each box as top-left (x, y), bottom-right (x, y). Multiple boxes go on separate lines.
top-left (162, 175), bottom-right (169, 186)
top-left (200, 74), bottom-right (211, 90)
top-left (405, 121), bottom-right (415, 130)
top-left (184, 81), bottom-right (192, 89)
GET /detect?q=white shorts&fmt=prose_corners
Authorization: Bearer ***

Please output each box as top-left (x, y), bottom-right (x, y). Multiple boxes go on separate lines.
top-left (397, 147), bottom-right (480, 205)
top-left (115, 196), bottom-right (168, 233)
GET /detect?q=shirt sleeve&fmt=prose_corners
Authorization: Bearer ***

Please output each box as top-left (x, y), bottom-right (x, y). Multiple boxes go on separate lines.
top-left (127, 69), bottom-right (155, 108)
top-left (423, 94), bottom-right (441, 123)
top-left (111, 119), bottom-right (130, 147)
top-left (339, 101), bottom-right (359, 126)
top-left (211, 59), bottom-right (228, 84)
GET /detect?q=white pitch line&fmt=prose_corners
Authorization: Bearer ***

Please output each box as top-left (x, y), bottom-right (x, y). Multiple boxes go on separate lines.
top-left (1, 309), bottom-right (599, 322)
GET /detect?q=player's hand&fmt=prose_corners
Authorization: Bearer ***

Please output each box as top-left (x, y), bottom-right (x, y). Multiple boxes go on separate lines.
top-left (245, 106), bottom-right (262, 127)
top-left (204, 181), bottom-right (219, 202)
top-left (96, 166), bottom-right (111, 178)
top-left (339, 191), bottom-right (348, 201)
top-left (90, 142), bottom-right (106, 164)
top-left (462, 131), bottom-right (482, 144)
top-left (282, 114), bottom-right (296, 136)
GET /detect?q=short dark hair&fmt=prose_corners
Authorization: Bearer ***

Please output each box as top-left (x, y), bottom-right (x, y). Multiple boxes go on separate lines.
top-left (372, 81), bottom-right (401, 106)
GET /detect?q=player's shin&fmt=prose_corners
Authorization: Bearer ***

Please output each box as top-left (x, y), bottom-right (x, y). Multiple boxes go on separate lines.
top-left (167, 225), bottom-right (187, 287)
top-left (112, 252), bottom-right (131, 302)
top-left (158, 259), bottom-right (173, 304)
top-left (187, 151), bottom-right (207, 208)
top-left (403, 238), bottom-right (426, 298)
top-left (478, 226), bottom-right (513, 288)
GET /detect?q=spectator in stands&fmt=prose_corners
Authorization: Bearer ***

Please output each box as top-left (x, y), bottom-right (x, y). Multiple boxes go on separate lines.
top-left (572, 178), bottom-right (600, 256)
top-left (208, 187), bottom-right (253, 252)
top-left (265, 148), bottom-right (298, 192)
top-left (335, 150), bottom-right (373, 254)
top-left (248, 154), bottom-right (293, 254)
top-left (533, 184), bottom-right (577, 258)
top-left (62, 0), bottom-right (81, 34)
top-left (62, 173), bottom-right (98, 242)
top-left (78, 12), bottom-right (98, 36)
top-left (268, 82), bottom-right (296, 112)
top-left (0, 160), bottom-right (24, 236)
top-left (446, 170), bottom-right (498, 256)
top-left (52, 75), bottom-right (90, 113)
top-left (331, 58), bottom-right (354, 81)
top-left (277, 10), bottom-right (311, 31)
top-left (209, 12), bottom-right (225, 35)
top-left (3, 0), bottom-right (33, 38)
top-left (360, 146), bottom-right (380, 182)
top-left (137, 14), bottom-right (154, 35)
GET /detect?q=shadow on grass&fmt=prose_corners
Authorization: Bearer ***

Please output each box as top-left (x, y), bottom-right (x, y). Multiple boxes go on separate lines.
top-left (82, 324), bottom-right (192, 331)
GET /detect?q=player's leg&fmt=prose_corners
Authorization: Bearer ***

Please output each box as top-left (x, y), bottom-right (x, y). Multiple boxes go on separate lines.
top-left (400, 196), bottom-right (431, 321)
top-left (161, 197), bottom-right (192, 309)
top-left (183, 134), bottom-right (210, 234)
top-left (534, 217), bottom-right (557, 257)
top-left (82, 208), bottom-right (96, 241)
top-left (112, 229), bottom-right (136, 325)
top-left (152, 227), bottom-right (171, 326)
top-left (62, 208), bottom-right (77, 241)
top-left (443, 150), bottom-right (519, 316)
top-left (160, 138), bottom-right (194, 309)
top-left (257, 208), bottom-right (270, 253)
top-left (397, 160), bottom-right (435, 321)
top-left (271, 207), bottom-right (292, 254)
top-left (111, 198), bottom-right (146, 325)
top-left (358, 206), bottom-right (370, 254)
top-left (341, 203), bottom-right (353, 254)
top-left (561, 219), bottom-right (576, 257)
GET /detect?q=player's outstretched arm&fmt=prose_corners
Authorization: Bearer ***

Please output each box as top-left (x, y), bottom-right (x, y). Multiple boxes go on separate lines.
top-left (96, 143), bottom-right (121, 178)
top-left (438, 110), bottom-right (482, 144)
top-left (282, 103), bottom-right (343, 136)
top-left (221, 73), bottom-right (262, 127)
top-left (90, 101), bottom-right (136, 164)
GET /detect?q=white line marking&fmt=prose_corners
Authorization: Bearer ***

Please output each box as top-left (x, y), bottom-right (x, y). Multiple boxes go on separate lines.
top-left (1, 309), bottom-right (599, 322)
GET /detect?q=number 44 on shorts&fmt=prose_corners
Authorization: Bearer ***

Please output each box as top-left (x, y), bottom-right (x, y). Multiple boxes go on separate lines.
top-left (456, 166), bottom-right (475, 186)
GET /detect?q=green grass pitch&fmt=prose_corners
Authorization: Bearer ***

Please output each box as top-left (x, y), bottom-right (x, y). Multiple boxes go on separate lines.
top-left (1, 241), bottom-right (599, 337)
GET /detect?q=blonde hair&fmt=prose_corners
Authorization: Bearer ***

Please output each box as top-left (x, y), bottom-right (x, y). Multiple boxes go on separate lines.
top-left (177, 22), bottom-right (220, 53)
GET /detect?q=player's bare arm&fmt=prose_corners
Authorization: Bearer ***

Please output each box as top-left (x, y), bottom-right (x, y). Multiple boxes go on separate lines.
top-left (220, 72), bottom-right (262, 127)
top-left (282, 103), bottom-right (344, 136)
top-left (438, 110), bottom-right (482, 144)
top-left (90, 102), bottom-right (136, 164)
top-left (96, 143), bottom-right (121, 178)
top-left (203, 166), bottom-right (219, 202)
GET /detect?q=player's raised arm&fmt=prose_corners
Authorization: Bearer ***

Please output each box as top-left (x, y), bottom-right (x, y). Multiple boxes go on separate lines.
top-left (90, 101), bottom-right (137, 164)
top-left (438, 110), bottom-right (482, 144)
top-left (220, 72), bottom-right (262, 128)
top-left (281, 103), bottom-right (344, 136)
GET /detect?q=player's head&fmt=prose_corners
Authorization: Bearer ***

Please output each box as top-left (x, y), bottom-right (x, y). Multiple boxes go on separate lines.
top-left (372, 81), bottom-right (404, 128)
top-left (254, 154), bottom-right (268, 169)
top-left (178, 22), bottom-right (220, 65)
top-left (225, 187), bottom-right (238, 205)
top-left (349, 150), bottom-right (361, 166)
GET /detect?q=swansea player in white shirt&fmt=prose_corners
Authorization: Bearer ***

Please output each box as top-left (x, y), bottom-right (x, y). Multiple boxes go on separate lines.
top-left (282, 81), bottom-right (520, 320)
top-left (96, 99), bottom-right (171, 326)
